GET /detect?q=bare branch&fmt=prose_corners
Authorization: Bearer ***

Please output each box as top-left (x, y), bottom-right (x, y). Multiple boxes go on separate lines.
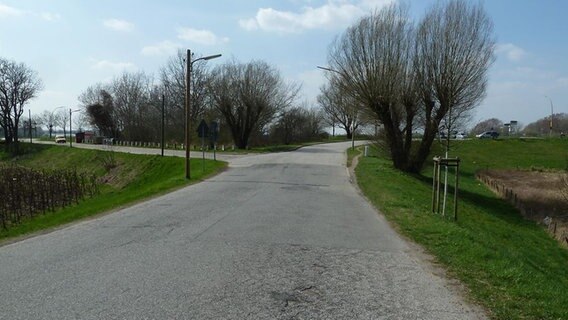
top-left (209, 60), bottom-right (299, 149)
top-left (0, 58), bottom-right (43, 148)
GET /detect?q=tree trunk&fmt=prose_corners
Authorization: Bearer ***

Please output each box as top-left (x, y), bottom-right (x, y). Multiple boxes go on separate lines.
top-left (235, 139), bottom-right (247, 149)
top-left (231, 127), bottom-right (249, 149)
top-left (408, 130), bottom-right (437, 173)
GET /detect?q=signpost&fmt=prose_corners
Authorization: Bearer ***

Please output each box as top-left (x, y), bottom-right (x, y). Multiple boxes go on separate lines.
top-left (196, 120), bottom-right (220, 170)
top-left (197, 120), bottom-right (209, 172)
top-left (209, 121), bottom-right (219, 161)
top-left (197, 119), bottom-right (209, 139)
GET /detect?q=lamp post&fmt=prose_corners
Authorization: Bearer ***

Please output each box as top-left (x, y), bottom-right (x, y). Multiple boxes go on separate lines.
top-left (161, 93), bottom-right (165, 157)
top-left (545, 95), bottom-right (554, 137)
top-left (69, 108), bottom-right (81, 147)
top-left (317, 65), bottom-right (356, 150)
top-left (185, 49), bottom-right (222, 179)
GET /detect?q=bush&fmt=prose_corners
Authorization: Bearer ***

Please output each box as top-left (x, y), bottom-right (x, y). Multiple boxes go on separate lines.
top-left (0, 165), bottom-right (98, 229)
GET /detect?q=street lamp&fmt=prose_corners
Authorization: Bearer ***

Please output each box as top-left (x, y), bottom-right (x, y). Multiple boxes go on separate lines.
top-left (69, 108), bottom-right (81, 147)
top-left (317, 65), bottom-right (357, 150)
top-left (185, 49), bottom-right (222, 179)
top-left (545, 95), bottom-right (554, 136)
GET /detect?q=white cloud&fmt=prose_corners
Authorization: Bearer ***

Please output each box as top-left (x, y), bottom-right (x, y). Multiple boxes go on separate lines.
top-left (92, 60), bottom-right (135, 71)
top-left (0, 4), bottom-right (61, 22)
top-left (177, 28), bottom-right (229, 45)
top-left (496, 43), bottom-right (527, 62)
top-left (239, 0), bottom-right (392, 33)
top-left (141, 40), bottom-right (180, 56)
top-left (0, 3), bottom-right (23, 17)
top-left (103, 19), bottom-right (135, 32)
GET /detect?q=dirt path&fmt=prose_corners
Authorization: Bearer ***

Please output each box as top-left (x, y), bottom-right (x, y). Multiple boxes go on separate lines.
top-left (478, 169), bottom-right (568, 245)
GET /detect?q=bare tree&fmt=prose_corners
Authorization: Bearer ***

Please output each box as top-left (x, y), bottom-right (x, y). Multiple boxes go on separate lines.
top-left (111, 71), bottom-right (153, 141)
top-left (471, 118), bottom-right (503, 135)
top-left (271, 104), bottom-right (324, 145)
top-left (208, 60), bottom-right (299, 149)
top-left (79, 83), bottom-right (113, 136)
top-left (524, 113), bottom-right (568, 136)
top-left (73, 112), bottom-right (89, 133)
top-left (78, 83), bottom-right (108, 107)
top-left (412, 0), bottom-right (495, 168)
top-left (304, 106), bottom-right (326, 140)
top-left (0, 58), bottom-right (43, 150)
top-left (326, 1), bottom-right (495, 172)
top-left (56, 108), bottom-right (68, 138)
top-left (327, 3), bottom-right (417, 171)
top-left (38, 110), bottom-right (62, 138)
top-left (85, 89), bottom-right (119, 138)
top-left (317, 82), bottom-right (362, 139)
top-left (79, 72), bottom-right (160, 141)
top-left (160, 49), bottom-right (211, 143)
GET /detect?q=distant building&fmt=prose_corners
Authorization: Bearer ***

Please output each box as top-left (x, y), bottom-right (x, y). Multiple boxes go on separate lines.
top-left (76, 131), bottom-right (96, 143)
top-left (503, 120), bottom-right (518, 135)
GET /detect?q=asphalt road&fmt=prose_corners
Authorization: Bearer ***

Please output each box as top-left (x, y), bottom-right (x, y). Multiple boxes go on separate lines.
top-left (0, 142), bottom-right (486, 319)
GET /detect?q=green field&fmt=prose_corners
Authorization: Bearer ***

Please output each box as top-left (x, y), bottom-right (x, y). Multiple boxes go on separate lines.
top-left (0, 143), bottom-right (226, 241)
top-left (356, 138), bottom-right (568, 320)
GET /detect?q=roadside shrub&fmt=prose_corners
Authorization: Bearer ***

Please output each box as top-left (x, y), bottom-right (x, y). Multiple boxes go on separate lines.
top-left (0, 165), bottom-right (98, 229)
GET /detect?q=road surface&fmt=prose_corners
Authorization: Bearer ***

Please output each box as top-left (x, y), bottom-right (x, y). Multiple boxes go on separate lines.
top-left (0, 142), bottom-right (486, 319)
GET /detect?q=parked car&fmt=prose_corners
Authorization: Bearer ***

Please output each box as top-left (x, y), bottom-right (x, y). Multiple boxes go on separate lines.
top-left (439, 131), bottom-right (466, 139)
top-left (55, 135), bottom-right (66, 143)
top-left (476, 131), bottom-right (499, 139)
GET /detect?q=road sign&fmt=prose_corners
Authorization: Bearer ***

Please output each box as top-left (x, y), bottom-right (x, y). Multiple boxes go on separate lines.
top-left (197, 119), bottom-right (209, 138)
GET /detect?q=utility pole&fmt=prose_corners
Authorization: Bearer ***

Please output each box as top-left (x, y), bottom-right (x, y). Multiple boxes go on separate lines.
top-left (545, 95), bottom-right (554, 137)
top-left (69, 108), bottom-right (72, 147)
top-left (184, 50), bottom-right (222, 179)
top-left (28, 109), bottom-right (32, 143)
top-left (185, 49), bottom-right (191, 179)
top-left (161, 93), bottom-right (165, 157)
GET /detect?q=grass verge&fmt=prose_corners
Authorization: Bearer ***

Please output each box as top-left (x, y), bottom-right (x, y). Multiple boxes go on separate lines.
top-left (0, 143), bottom-right (226, 242)
top-left (355, 138), bottom-right (568, 320)
top-left (346, 145), bottom-right (361, 167)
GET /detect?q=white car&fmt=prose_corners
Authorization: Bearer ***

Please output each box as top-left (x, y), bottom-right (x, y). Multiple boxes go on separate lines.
top-left (476, 131), bottom-right (499, 139)
top-left (55, 135), bottom-right (66, 143)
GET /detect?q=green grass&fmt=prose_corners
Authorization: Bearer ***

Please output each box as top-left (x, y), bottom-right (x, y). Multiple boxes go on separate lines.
top-left (346, 145), bottom-right (361, 167)
top-left (356, 138), bottom-right (568, 320)
top-left (250, 144), bottom-right (303, 153)
top-left (0, 143), bottom-right (226, 241)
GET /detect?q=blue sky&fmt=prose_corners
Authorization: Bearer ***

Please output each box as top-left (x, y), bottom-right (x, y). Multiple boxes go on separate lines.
top-left (1, 0), bottom-right (567, 129)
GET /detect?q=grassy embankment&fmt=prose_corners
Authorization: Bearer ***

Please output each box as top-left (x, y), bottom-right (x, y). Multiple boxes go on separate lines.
top-left (0, 143), bottom-right (226, 241)
top-left (356, 138), bottom-right (568, 320)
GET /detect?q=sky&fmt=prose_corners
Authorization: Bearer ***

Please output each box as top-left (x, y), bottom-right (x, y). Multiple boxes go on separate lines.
top-left (1, 0), bottom-right (567, 130)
